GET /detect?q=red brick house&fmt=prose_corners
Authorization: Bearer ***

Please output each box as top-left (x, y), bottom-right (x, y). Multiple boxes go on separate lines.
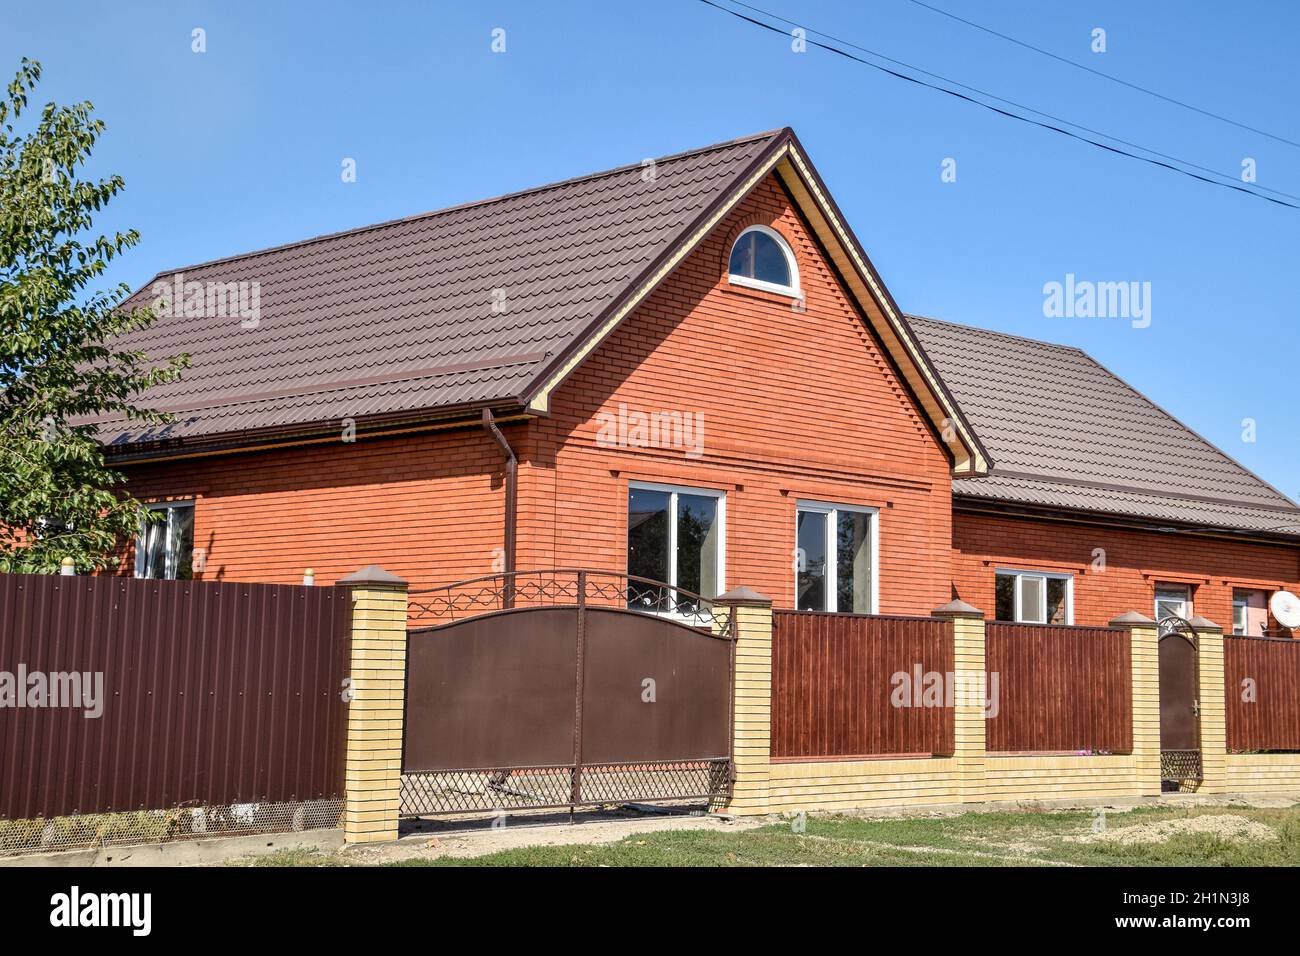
top-left (101, 128), bottom-right (1300, 634)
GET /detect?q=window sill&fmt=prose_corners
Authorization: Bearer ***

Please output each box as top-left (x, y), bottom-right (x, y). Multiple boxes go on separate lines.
top-left (723, 278), bottom-right (803, 304)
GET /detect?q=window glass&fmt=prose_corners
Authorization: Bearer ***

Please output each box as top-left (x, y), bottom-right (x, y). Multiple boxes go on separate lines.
top-left (136, 503), bottom-right (195, 581)
top-left (627, 488), bottom-right (670, 607)
top-left (1046, 577), bottom-right (1069, 625)
top-left (676, 493), bottom-right (719, 600)
top-left (995, 574), bottom-right (1015, 621)
top-left (728, 228), bottom-right (793, 288)
top-left (836, 510), bottom-right (872, 613)
top-left (1020, 575), bottom-right (1046, 624)
top-left (796, 510), bottom-right (828, 611)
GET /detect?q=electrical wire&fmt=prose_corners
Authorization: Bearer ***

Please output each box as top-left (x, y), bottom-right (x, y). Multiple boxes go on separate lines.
top-left (699, 0), bottom-right (1300, 210)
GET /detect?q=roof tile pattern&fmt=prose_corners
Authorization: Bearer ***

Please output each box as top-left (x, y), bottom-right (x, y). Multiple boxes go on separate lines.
top-left (101, 132), bottom-right (779, 447)
top-left (908, 315), bottom-right (1300, 536)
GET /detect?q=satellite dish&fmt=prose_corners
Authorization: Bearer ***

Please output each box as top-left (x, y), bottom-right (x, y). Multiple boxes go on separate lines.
top-left (1269, 591), bottom-right (1300, 629)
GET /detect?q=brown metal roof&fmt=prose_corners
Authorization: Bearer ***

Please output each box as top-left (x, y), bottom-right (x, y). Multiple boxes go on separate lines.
top-left (96, 130), bottom-right (787, 451)
top-left (907, 315), bottom-right (1300, 539)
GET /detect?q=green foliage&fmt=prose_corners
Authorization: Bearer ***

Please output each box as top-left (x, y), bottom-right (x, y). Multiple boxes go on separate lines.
top-left (0, 58), bottom-right (188, 573)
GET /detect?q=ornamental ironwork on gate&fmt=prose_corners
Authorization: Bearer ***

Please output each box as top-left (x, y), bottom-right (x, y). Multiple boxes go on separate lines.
top-left (401, 570), bottom-right (735, 816)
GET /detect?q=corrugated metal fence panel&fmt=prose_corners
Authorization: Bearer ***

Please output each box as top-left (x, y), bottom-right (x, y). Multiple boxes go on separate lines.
top-left (1224, 636), bottom-right (1300, 751)
top-left (0, 574), bottom-right (350, 820)
top-left (771, 611), bottom-right (953, 759)
top-left (984, 623), bottom-right (1131, 753)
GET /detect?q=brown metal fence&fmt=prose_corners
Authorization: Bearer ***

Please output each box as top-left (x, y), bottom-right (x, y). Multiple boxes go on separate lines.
top-left (985, 623), bottom-right (1131, 753)
top-left (0, 573), bottom-right (351, 822)
top-left (771, 610), bottom-right (953, 760)
top-left (1225, 635), bottom-right (1300, 751)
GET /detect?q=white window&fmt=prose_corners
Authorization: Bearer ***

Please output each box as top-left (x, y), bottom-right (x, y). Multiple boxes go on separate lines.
top-left (727, 225), bottom-right (800, 297)
top-left (1155, 584), bottom-right (1192, 624)
top-left (626, 482), bottom-right (724, 608)
top-left (995, 569), bottom-right (1072, 624)
top-left (795, 501), bottom-right (877, 613)
top-left (1232, 588), bottom-right (1267, 636)
top-left (135, 501), bottom-right (195, 580)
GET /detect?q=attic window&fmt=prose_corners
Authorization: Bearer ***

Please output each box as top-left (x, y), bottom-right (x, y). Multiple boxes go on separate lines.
top-left (728, 226), bottom-right (799, 297)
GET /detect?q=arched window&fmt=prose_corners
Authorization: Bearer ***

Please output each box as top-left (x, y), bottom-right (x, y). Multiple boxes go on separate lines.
top-left (727, 225), bottom-right (799, 296)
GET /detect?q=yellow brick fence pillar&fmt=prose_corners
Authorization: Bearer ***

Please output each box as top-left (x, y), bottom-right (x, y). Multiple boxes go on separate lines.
top-left (1110, 611), bottom-right (1162, 797)
top-left (933, 600), bottom-right (986, 804)
top-left (1191, 616), bottom-right (1228, 794)
top-left (337, 565), bottom-right (408, 844)
top-left (715, 586), bottom-right (773, 816)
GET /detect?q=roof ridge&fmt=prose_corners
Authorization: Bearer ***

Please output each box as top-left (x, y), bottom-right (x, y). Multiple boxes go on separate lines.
top-left (144, 129), bottom-right (786, 281)
top-left (905, 313), bottom-right (1088, 356)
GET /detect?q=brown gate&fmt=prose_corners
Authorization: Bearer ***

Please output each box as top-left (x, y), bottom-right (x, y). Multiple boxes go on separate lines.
top-left (399, 570), bottom-right (734, 815)
top-left (1158, 616), bottom-right (1202, 785)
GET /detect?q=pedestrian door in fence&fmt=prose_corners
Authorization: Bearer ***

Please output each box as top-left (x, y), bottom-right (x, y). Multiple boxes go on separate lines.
top-left (399, 570), bottom-right (735, 816)
top-left (1157, 615), bottom-right (1202, 785)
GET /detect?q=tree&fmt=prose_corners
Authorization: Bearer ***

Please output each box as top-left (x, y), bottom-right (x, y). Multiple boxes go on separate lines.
top-left (0, 59), bottom-right (188, 573)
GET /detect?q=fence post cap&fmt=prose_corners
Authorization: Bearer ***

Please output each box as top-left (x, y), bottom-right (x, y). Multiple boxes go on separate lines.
top-left (713, 586), bottom-right (772, 607)
top-left (1188, 615), bottom-right (1223, 632)
top-left (337, 565), bottom-right (407, 587)
top-left (931, 599), bottom-right (983, 619)
top-left (1108, 610), bottom-right (1155, 626)
top-left (59, 556), bottom-right (76, 576)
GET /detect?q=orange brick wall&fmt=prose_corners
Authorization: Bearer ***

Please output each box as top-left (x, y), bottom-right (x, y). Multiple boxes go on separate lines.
top-left (954, 508), bottom-right (1300, 629)
top-left (519, 174), bottom-right (954, 614)
top-left (123, 427), bottom-right (510, 588)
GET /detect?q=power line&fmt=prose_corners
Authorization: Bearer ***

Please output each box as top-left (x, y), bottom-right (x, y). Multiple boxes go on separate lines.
top-left (698, 0), bottom-right (1300, 210)
top-left (906, 0), bottom-right (1300, 151)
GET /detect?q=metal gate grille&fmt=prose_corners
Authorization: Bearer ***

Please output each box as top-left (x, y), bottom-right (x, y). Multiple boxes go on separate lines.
top-left (401, 571), bottom-right (735, 817)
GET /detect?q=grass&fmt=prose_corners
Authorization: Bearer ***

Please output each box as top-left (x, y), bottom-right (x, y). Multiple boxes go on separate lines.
top-left (240, 803), bottom-right (1300, 868)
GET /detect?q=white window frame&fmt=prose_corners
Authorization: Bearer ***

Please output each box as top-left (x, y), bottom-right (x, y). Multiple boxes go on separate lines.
top-left (1154, 584), bottom-right (1193, 623)
top-left (794, 500), bottom-right (879, 614)
top-left (627, 481), bottom-right (726, 597)
top-left (1232, 594), bottom-right (1248, 636)
top-left (727, 224), bottom-right (801, 298)
top-left (134, 500), bottom-right (194, 581)
top-left (996, 568), bottom-right (1074, 625)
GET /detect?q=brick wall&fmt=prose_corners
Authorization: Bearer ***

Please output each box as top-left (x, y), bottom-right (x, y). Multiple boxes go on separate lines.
top-left (123, 427), bottom-right (509, 589)
top-left (519, 174), bottom-right (954, 614)
top-left (953, 508), bottom-right (1300, 628)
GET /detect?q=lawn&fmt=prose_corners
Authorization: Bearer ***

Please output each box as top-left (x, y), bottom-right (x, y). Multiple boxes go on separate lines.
top-left (243, 803), bottom-right (1300, 867)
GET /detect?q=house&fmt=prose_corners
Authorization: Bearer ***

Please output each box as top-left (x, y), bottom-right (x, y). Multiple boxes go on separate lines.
top-left (101, 128), bottom-right (1300, 635)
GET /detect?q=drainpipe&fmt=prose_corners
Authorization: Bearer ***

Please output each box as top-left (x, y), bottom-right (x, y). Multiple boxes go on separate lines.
top-left (482, 409), bottom-right (517, 607)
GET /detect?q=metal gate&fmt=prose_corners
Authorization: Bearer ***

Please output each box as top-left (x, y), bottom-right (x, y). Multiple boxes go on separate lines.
top-left (399, 570), bottom-right (735, 816)
top-left (1158, 615), bottom-right (1203, 785)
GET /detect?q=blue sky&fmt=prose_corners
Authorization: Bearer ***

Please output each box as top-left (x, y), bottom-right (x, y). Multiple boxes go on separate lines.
top-left (5, 1), bottom-right (1297, 495)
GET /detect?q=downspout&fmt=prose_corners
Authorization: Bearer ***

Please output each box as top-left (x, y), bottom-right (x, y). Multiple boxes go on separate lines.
top-left (482, 409), bottom-right (517, 607)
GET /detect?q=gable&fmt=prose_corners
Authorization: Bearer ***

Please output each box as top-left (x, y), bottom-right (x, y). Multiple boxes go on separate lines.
top-left (548, 173), bottom-right (950, 476)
